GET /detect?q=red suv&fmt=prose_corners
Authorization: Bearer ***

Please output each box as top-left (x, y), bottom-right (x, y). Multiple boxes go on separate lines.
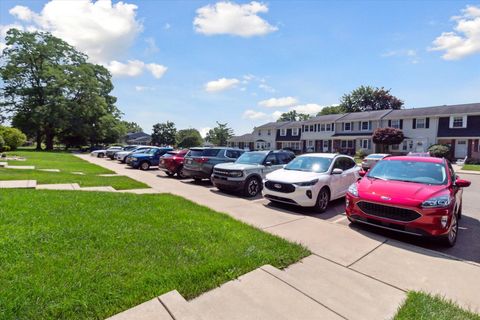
top-left (346, 156), bottom-right (470, 247)
top-left (158, 149), bottom-right (189, 178)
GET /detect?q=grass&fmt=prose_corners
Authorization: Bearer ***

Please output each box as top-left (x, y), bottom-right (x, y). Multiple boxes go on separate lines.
top-left (395, 292), bottom-right (480, 320)
top-left (463, 164), bottom-right (480, 171)
top-left (0, 189), bottom-right (309, 319)
top-left (1, 151), bottom-right (148, 190)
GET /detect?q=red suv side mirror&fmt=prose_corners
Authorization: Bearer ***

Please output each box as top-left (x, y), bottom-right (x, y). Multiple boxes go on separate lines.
top-left (455, 178), bottom-right (471, 188)
top-left (358, 169), bottom-right (367, 177)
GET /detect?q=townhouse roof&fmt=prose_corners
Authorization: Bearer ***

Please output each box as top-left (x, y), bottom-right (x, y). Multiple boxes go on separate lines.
top-left (303, 113), bottom-right (347, 123)
top-left (254, 121), bottom-right (290, 129)
top-left (228, 133), bottom-right (254, 142)
top-left (339, 109), bottom-right (393, 121)
top-left (277, 121), bottom-right (303, 129)
top-left (383, 103), bottom-right (480, 119)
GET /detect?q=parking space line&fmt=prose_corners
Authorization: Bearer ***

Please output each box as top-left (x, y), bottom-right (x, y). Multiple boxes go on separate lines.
top-left (331, 215), bottom-right (348, 224)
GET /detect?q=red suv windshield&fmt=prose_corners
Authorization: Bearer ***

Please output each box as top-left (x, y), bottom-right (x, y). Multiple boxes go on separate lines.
top-left (368, 160), bottom-right (447, 185)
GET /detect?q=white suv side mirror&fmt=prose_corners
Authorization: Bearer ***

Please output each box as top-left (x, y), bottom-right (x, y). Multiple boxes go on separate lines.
top-left (332, 168), bottom-right (343, 175)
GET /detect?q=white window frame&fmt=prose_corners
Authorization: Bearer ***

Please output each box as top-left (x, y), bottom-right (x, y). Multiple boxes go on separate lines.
top-left (308, 140), bottom-right (314, 147)
top-left (292, 128), bottom-right (299, 136)
top-left (267, 129), bottom-right (271, 136)
top-left (326, 123), bottom-right (331, 131)
top-left (361, 121), bottom-right (370, 131)
top-left (304, 125), bottom-right (309, 132)
top-left (258, 130), bottom-right (262, 136)
top-left (320, 124), bottom-right (326, 131)
top-left (416, 118), bottom-right (426, 129)
top-left (361, 139), bottom-right (369, 149)
top-left (391, 119), bottom-right (401, 129)
top-left (344, 122), bottom-right (352, 131)
top-left (450, 115), bottom-right (467, 128)
top-left (280, 128), bottom-right (287, 136)
top-left (323, 140), bottom-right (329, 148)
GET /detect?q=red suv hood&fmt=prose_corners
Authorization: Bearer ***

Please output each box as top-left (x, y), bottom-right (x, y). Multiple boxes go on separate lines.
top-left (358, 177), bottom-right (449, 207)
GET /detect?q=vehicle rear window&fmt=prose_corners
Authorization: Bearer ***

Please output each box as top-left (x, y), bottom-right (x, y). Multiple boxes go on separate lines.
top-left (188, 149), bottom-right (205, 157)
top-left (225, 150), bottom-right (244, 158)
top-left (202, 149), bottom-right (221, 157)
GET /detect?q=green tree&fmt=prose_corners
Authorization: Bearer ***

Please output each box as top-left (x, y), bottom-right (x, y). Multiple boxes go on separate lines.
top-left (205, 122), bottom-right (234, 146)
top-left (317, 105), bottom-right (345, 116)
top-left (177, 128), bottom-right (203, 148)
top-left (122, 121), bottom-right (143, 133)
top-left (340, 86), bottom-right (403, 113)
top-left (277, 110), bottom-right (310, 122)
top-left (151, 121), bottom-right (176, 146)
top-left (0, 126), bottom-right (27, 150)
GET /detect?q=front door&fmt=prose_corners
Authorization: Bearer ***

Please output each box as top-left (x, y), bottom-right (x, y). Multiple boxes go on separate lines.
top-left (455, 140), bottom-right (468, 158)
top-left (323, 140), bottom-right (329, 152)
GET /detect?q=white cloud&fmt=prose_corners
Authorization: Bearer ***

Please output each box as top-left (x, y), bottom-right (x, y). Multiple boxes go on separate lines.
top-left (9, 5), bottom-right (35, 21)
top-left (272, 111), bottom-right (283, 120)
top-left (194, 1), bottom-right (277, 37)
top-left (164, 23), bottom-right (171, 30)
top-left (381, 49), bottom-right (419, 64)
top-left (205, 78), bottom-right (240, 92)
top-left (430, 5), bottom-right (480, 60)
top-left (258, 96), bottom-right (298, 108)
top-left (107, 60), bottom-right (167, 78)
top-left (199, 127), bottom-right (211, 138)
top-left (144, 37), bottom-right (159, 54)
top-left (242, 109), bottom-right (270, 120)
top-left (290, 103), bottom-right (324, 114)
top-left (135, 85), bottom-right (155, 92)
top-left (146, 63), bottom-right (168, 79)
top-left (259, 83), bottom-right (275, 93)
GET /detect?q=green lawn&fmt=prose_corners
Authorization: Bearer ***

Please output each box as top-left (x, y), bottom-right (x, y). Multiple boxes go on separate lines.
top-left (0, 189), bottom-right (309, 320)
top-left (463, 164), bottom-right (480, 172)
top-left (1, 151), bottom-right (147, 190)
top-left (395, 292), bottom-right (480, 320)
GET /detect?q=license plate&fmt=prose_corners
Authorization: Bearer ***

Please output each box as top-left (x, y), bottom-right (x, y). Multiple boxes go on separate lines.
top-left (187, 159), bottom-right (192, 164)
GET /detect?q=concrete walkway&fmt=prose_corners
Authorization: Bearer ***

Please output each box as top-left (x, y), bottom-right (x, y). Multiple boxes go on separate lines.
top-left (77, 154), bottom-right (480, 319)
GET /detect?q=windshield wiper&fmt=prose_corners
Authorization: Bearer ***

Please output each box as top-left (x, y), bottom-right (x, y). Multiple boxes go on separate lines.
top-left (393, 179), bottom-right (423, 184)
top-left (368, 176), bottom-right (386, 181)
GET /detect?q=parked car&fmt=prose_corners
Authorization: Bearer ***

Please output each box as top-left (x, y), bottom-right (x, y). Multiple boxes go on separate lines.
top-left (115, 146), bottom-right (150, 163)
top-left (361, 153), bottom-right (390, 171)
top-left (158, 149), bottom-right (189, 178)
top-left (407, 152), bottom-right (431, 157)
top-left (346, 156), bottom-right (470, 247)
top-left (183, 147), bottom-right (245, 182)
top-left (263, 153), bottom-right (360, 212)
top-left (105, 146), bottom-right (124, 159)
top-left (90, 149), bottom-right (107, 158)
top-left (212, 150), bottom-right (295, 197)
top-left (126, 147), bottom-right (173, 170)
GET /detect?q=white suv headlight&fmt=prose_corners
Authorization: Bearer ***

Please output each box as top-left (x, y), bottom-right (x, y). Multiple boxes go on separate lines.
top-left (347, 183), bottom-right (358, 197)
top-left (421, 195), bottom-right (452, 208)
top-left (295, 179), bottom-right (319, 187)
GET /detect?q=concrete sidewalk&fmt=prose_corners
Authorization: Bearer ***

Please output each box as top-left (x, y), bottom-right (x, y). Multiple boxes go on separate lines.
top-left (78, 154), bottom-right (480, 319)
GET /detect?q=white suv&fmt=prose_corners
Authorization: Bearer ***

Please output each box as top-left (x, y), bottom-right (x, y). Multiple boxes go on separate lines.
top-left (263, 153), bottom-right (360, 212)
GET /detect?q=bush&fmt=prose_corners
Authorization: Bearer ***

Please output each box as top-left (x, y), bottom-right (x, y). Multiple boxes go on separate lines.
top-left (1, 153), bottom-right (6, 158)
top-left (0, 134), bottom-right (4, 151)
top-left (428, 144), bottom-right (451, 159)
top-left (0, 126), bottom-right (27, 151)
top-left (2, 146), bottom-right (11, 152)
top-left (355, 149), bottom-right (367, 159)
top-left (465, 157), bottom-right (480, 165)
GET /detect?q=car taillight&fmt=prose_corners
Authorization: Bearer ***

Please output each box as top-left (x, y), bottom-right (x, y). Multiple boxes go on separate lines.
top-left (194, 157), bottom-right (209, 163)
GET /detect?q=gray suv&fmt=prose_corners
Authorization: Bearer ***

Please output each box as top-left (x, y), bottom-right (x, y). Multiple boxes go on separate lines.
top-left (183, 147), bottom-right (245, 182)
top-left (212, 150), bottom-right (295, 197)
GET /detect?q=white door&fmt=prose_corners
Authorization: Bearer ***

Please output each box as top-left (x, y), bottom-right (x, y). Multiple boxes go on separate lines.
top-left (323, 140), bottom-right (329, 152)
top-left (455, 140), bottom-right (468, 158)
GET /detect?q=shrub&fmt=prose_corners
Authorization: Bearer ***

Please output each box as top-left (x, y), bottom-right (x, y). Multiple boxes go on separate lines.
top-left (0, 126), bottom-right (27, 151)
top-left (465, 157), bottom-right (480, 165)
top-left (1, 153), bottom-right (6, 158)
top-left (355, 149), bottom-right (367, 159)
top-left (2, 146), bottom-right (11, 152)
top-left (428, 144), bottom-right (451, 159)
top-left (0, 134), bottom-right (4, 152)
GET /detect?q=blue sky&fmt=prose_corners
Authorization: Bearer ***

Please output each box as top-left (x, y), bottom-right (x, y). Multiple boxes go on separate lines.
top-left (1, 0), bottom-right (480, 136)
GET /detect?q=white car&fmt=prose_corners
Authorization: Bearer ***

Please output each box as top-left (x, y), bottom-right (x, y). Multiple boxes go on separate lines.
top-left (90, 149), bottom-right (107, 158)
top-left (114, 146), bottom-right (151, 163)
top-left (263, 153), bottom-right (360, 212)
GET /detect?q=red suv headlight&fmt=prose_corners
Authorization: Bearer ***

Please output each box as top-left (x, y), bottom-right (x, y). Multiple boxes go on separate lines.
top-left (421, 195), bottom-right (452, 208)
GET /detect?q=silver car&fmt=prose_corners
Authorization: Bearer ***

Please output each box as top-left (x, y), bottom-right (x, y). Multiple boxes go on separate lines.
top-left (361, 153), bottom-right (390, 170)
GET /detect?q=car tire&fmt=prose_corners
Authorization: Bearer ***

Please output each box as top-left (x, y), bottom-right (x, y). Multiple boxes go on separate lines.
top-left (314, 187), bottom-right (330, 213)
top-left (140, 161), bottom-right (150, 171)
top-left (166, 171), bottom-right (175, 177)
top-left (443, 213), bottom-right (458, 247)
top-left (243, 177), bottom-right (261, 197)
top-left (177, 167), bottom-right (186, 179)
top-left (98, 153), bottom-right (105, 158)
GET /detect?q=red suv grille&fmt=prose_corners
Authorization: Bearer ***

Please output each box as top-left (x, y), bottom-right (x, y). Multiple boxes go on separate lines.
top-left (357, 201), bottom-right (421, 222)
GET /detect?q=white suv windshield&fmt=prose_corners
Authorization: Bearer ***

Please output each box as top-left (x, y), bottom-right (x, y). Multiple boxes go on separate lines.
top-left (236, 152), bottom-right (267, 165)
top-left (285, 156), bottom-right (331, 173)
top-left (368, 160), bottom-right (447, 185)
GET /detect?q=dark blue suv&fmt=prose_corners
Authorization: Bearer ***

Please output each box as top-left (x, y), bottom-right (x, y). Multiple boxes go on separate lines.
top-left (127, 147), bottom-right (173, 170)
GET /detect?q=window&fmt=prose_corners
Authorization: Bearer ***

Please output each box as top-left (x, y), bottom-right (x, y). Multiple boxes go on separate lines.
top-left (451, 116), bottom-right (466, 128)
top-left (225, 150), bottom-right (243, 158)
top-left (320, 124), bottom-right (326, 131)
top-left (304, 126), bottom-right (309, 132)
top-left (344, 122), bottom-right (352, 131)
top-left (342, 158), bottom-right (356, 170)
top-left (265, 153), bottom-right (278, 165)
top-left (267, 129), bottom-right (271, 136)
top-left (416, 118), bottom-right (426, 129)
top-left (361, 139), bottom-right (369, 149)
top-left (310, 125), bottom-right (314, 131)
top-left (308, 140), bottom-right (314, 146)
top-left (280, 129), bottom-right (287, 136)
top-left (391, 144), bottom-right (399, 151)
top-left (323, 140), bottom-right (329, 149)
top-left (326, 123), bottom-right (331, 131)
top-left (391, 120), bottom-right (401, 129)
top-left (258, 130), bottom-right (261, 136)
top-left (277, 152), bottom-right (295, 164)
top-left (341, 140), bottom-right (353, 148)
top-left (361, 121), bottom-right (370, 131)
top-left (292, 128), bottom-right (299, 136)
top-left (202, 149), bottom-right (221, 157)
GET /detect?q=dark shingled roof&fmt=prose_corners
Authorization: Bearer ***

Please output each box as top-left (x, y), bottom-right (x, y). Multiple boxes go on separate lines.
top-left (228, 133), bottom-right (254, 142)
top-left (339, 109), bottom-right (393, 121)
top-left (383, 103), bottom-right (480, 119)
top-left (255, 121), bottom-right (290, 129)
top-left (304, 113), bottom-right (347, 123)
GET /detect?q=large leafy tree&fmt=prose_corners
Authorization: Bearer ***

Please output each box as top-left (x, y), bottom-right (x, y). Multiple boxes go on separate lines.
top-left (1, 29), bottom-right (122, 150)
top-left (317, 105), bottom-right (345, 116)
top-left (177, 128), bottom-right (203, 148)
top-left (340, 86), bottom-right (403, 113)
top-left (276, 110), bottom-right (310, 122)
top-left (151, 121), bottom-right (177, 146)
top-left (372, 127), bottom-right (404, 152)
top-left (122, 121), bottom-right (143, 133)
top-left (205, 122), bottom-right (233, 146)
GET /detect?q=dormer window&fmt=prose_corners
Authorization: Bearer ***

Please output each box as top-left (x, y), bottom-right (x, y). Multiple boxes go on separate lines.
top-left (280, 128), bottom-right (287, 136)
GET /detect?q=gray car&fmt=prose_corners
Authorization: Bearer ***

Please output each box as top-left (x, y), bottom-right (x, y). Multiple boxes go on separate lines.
top-left (182, 147), bottom-right (244, 182)
top-left (212, 150), bottom-right (295, 197)
top-left (361, 153), bottom-right (390, 170)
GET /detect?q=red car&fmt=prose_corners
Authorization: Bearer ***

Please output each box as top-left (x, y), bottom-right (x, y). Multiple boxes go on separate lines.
top-left (158, 149), bottom-right (189, 178)
top-left (346, 156), bottom-right (470, 247)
